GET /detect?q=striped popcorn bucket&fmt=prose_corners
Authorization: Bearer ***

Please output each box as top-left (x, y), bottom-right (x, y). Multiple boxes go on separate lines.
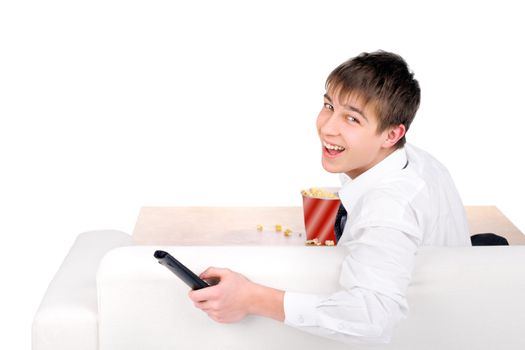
top-left (301, 187), bottom-right (341, 244)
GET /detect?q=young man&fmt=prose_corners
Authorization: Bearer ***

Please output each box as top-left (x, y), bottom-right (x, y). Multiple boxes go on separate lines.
top-left (188, 51), bottom-right (471, 344)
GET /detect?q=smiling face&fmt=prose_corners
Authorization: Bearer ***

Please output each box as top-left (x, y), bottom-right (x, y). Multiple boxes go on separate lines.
top-left (316, 90), bottom-right (405, 179)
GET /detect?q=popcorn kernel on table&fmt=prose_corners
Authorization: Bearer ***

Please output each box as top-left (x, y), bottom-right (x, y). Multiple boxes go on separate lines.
top-left (305, 238), bottom-right (333, 246)
top-left (256, 224), bottom-right (263, 232)
top-left (305, 238), bottom-right (320, 246)
top-left (284, 228), bottom-right (292, 237)
top-left (275, 224), bottom-right (282, 232)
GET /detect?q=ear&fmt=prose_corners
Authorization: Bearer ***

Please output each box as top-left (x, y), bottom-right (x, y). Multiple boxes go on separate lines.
top-left (381, 124), bottom-right (406, 149)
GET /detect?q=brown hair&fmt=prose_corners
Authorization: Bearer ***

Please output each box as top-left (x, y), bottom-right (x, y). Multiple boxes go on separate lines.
top-left (326, 50), bottom-right (420, 148)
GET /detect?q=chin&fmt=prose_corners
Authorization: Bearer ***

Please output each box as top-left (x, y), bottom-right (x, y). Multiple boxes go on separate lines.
top-left (321, 159), bottom-right (342, 174)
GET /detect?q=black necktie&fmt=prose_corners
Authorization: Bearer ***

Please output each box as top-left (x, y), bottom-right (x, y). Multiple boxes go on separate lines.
top-left (334, 203), bottom-right (347, 244)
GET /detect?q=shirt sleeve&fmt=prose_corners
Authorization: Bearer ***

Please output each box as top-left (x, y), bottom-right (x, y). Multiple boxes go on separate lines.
top-left (283, 224), bottom-right (420, 344)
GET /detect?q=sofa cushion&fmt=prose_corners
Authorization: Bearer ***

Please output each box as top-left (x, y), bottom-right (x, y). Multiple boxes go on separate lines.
top-left (97, 245), bottom-right (525, 350)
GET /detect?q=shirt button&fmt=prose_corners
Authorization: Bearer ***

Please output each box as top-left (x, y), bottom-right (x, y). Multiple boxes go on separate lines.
top-left (297, 316), bottom-right (304, 324)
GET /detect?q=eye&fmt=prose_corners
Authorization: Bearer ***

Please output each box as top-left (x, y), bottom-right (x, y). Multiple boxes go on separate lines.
top-left (346, 115), bottom-right (360, 124)
top-left (323, 102), bottom-right (334, 111)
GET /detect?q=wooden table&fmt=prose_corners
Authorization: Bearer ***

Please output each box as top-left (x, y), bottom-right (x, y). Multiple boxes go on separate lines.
top-left (133, 206), bottom-right (525, 245)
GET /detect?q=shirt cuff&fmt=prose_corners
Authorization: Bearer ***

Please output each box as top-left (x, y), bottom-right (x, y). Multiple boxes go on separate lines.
top-left (283, 291), bottom-right (321, 328)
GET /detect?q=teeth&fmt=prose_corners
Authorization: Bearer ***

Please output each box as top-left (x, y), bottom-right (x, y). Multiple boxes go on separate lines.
top-left (323, 141), bottom-right (345, 151)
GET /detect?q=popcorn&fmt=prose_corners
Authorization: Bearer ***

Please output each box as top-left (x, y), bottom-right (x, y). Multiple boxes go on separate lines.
top-left (254, 223), bottom-right (297, 239)
top-left (305, 238), bottom-right (322, 246)
top-left (302, 186), bottom-right (340, 245)
top-left (305, 238), bottom-right (335, 246)
top-left (301, 187), bottom-right (338, 199)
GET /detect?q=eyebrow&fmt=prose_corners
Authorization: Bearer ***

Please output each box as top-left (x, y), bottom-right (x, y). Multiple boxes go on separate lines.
top-left (324, 93), bottom-right (369, 122)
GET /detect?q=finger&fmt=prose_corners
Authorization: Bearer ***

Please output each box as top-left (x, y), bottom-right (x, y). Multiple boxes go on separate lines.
top-left (193, 300), bottom-right (211, 310)
top-left (198, 266), bottom-right (217, 279)
top-left (188, 285), bottom-right (219, 302)
top-left (208, 313), bottom-right (221, 323)
top-left (188, 289), bottom-right (209, 303)
top-left (199, 267), bottom-right (229, 280)
top-left (194, 300), bottom-right (220, 315)
top-left (204, 277), bottom-right (221, 286)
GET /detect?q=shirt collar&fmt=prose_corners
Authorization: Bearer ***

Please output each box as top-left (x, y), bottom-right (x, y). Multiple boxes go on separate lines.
top-left (338, 146), bottom-right (408, 210)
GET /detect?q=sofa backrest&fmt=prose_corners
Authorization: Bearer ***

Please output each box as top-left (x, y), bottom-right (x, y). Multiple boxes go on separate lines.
top-left (97, 245), bottom-right (525, 350)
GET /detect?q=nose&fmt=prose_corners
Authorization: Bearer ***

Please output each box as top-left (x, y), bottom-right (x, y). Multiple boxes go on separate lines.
top-left (318, 111), bottom-right (340, 137)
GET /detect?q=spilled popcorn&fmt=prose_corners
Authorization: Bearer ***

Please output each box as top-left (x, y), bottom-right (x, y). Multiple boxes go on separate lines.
top-left (305, 238), bottom-right (335, 246)
top-left (255, 223), bottom-right (299, 239)
top-left (305, 238), bottom-right (322, 246)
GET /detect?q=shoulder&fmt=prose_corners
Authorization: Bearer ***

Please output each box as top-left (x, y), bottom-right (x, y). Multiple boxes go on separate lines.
top-left (404, 144), bottom-right (452, 177)
top-left (352, 185), bottom-right (421, 234)
top-left (349, 166), bottom-right (430, 234)
top-left (368, 167), bottom-right (428, 208)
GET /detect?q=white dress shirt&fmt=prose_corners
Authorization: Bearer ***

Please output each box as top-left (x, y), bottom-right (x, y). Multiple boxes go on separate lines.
top-left (284, 144), bottom-right (471, 344)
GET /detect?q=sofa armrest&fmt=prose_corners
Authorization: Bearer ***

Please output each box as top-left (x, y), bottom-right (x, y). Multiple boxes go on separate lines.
top-left (32, 230), bottom-right (132, 350)
top-left (97, 245), bottom-right (525, 350)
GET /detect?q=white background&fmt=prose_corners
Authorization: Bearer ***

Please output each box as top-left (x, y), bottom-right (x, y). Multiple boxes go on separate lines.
top-left (1, 0), bottom-right (524, 348)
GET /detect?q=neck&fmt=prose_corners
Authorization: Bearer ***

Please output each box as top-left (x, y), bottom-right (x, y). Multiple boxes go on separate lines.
top-left (345, 146), bottom-right (397, 179)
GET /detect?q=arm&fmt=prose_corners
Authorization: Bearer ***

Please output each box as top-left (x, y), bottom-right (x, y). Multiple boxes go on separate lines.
top-left (188, 225), bottom-right (417, 344)
top-left (188, 200), bottom-right (421, 343)
top-left (188, 267), bottom-right (285, 323)
top-left (284, 224), bottom-right (419, 343)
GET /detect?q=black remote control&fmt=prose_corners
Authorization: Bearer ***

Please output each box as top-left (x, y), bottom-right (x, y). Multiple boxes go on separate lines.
top-left (154, 250), bottom-right (210, 290)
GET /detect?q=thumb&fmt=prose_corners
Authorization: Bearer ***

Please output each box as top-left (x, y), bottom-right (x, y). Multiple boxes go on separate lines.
top-left (199, 266), bottom-right (228, 280)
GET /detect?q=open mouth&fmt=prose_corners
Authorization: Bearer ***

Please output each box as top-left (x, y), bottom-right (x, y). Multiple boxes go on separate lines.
top-left (323, 141), bottom-right (346, 156)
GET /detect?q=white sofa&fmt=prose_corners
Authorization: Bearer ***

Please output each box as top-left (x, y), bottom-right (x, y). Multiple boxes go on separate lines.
top-left (33, 230), bottom-right (525, 350)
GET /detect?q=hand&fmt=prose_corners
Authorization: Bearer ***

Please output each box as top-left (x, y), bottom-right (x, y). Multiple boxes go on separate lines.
top-left (188, 267), bottom-right (285, 323)
top-left (188, 267), bottom-right (255, 323)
